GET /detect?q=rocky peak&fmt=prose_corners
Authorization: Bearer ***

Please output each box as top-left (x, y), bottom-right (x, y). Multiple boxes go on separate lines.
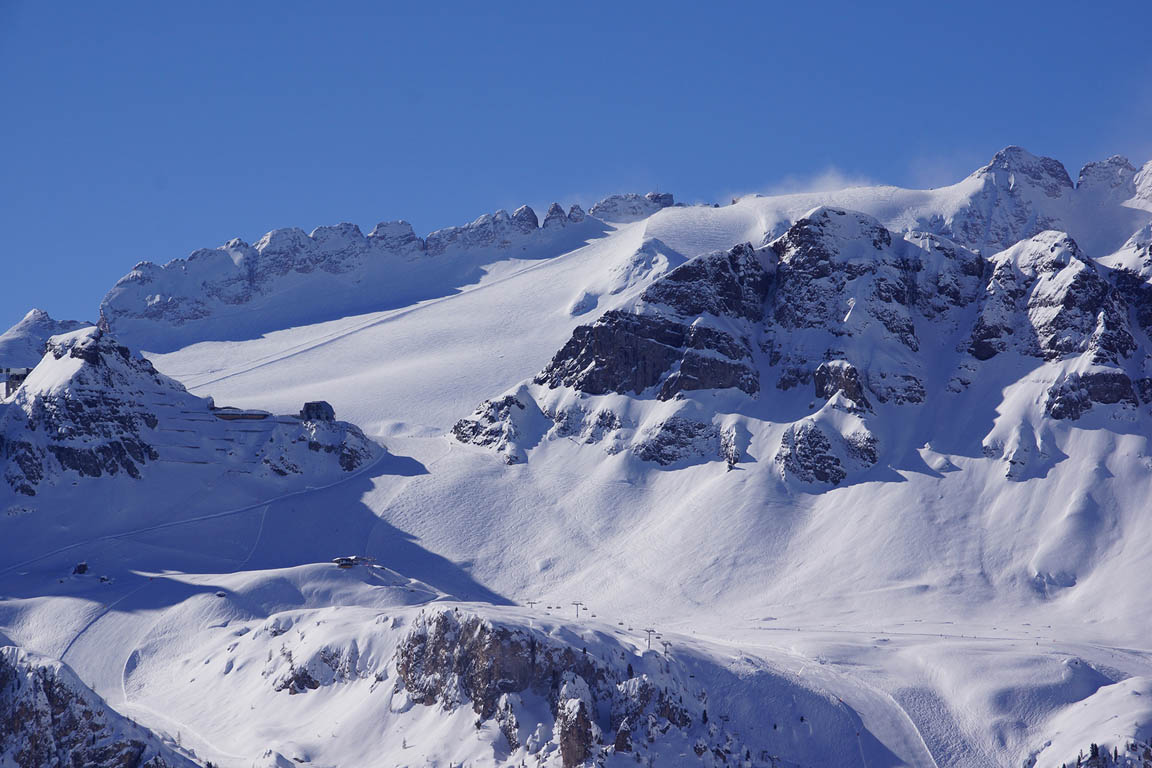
top-left (542, 202), bottom-right (568, 229)
top-left (310, 221), bottom-right (364, 243)
top-left (774, 206), bottom-right (894, 260)
top-left (511, 205), bottom-right (539, 233)
top-left (974, 146), bottom-right (1074, 199)
top-left (0, 309), bottom-right (93, 369)
top-left (254, 226), bottom-right (313, 263)
top-left (366, 220), bottom-right (425, 253)
top-left (567, 203), bottom-right (586, 223)
top-left (426, 208), bottom-right (534, 255)
top-left (1077, 155), bottom-right (1137, 198)
top-left (645, 191), bottom-right (674, 208)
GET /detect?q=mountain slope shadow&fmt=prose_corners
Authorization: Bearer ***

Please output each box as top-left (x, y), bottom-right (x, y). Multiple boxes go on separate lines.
top-left (0, 450), bottom-right (508, 607)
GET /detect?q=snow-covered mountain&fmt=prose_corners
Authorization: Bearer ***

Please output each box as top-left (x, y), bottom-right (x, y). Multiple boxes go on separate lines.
top-left (0, 309), bottom-right (92, 368)
top-left (0, 326), bottom-right (378, 497)
top-left (100, 202), bottom-right (603, 351)
top-left (6, 146), bottom-right (1152, 768)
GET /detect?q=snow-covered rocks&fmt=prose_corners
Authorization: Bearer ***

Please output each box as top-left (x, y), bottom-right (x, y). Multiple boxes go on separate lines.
top-left (537, 243), bottom-right (770, 401)
top-left (100, 202), bottom-right (603, 351)
top-left (0, 327), bottom-right (380, 496)
top-left (0, 645), bottom-right (195, 768)
top-left (451, 386), bottom-right (549, 464)
top-left (632, 416), bottom-right (726, 466)
top-left (0, 309), bottom-right (92, 368)
top-left (947, 146), bottom-right (1075, 254)
top-left (393, 606), bottom-right (835, 767)
top-left (968, 231), bottom-right (1135, 364)
top-left (589, 191), bottom-right (675, 222)
top-left (813, 360), bottom-right (870, 411)
top-left (1076, 155), bottom-right (1139, 203)
top-left (774, 401), bottom-right (878, 486)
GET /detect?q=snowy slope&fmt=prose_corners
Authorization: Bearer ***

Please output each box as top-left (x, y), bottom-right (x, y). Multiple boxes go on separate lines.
top-left (5, 147), bottom-right (1152, 768)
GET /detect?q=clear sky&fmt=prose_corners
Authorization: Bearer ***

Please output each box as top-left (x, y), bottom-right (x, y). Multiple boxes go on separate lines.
top-left (2, 0), bottom-right (1151, 331)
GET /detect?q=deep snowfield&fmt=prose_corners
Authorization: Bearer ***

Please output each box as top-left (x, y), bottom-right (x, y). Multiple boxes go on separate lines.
top-left (5, 148), bottom-right (1152, 767)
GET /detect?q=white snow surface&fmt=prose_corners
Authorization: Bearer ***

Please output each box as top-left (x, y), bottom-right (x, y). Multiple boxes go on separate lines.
top-left (4, 147), bottom-right (1152, 767)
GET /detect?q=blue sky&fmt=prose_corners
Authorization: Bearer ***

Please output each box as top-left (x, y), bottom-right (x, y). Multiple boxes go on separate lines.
top-left (2, 0), bottom-right (1151, 331)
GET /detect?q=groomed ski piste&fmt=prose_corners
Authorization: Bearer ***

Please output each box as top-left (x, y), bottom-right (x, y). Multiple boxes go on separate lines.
top-left (5, 148), bottom-right (1152, 767)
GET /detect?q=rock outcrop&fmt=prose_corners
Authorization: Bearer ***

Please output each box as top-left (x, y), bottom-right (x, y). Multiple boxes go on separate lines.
top-left (395, 608), bottom-right (746, 764)
top-left (0, 327), bottom-right (380, 496)
top-left (451, 386), bottom-right (549, 464)
top-left (775, 405), bottom-right (878, 486)
top-left (967, 232), bottom-right (1135, 364)
top-left (0, 645), bottom-right (197, 768)
top-left (536, 243), bottom-right (770, 401)
top-left (589, 192), bottom-right (676, 223)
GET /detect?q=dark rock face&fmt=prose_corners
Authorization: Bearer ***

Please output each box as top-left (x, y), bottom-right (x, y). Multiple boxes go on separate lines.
top-left (767, 208), bottom-right (931, 404)
top-left (775, 419), bottom-right (877, 486)
top-left (771, 209), bottom-right (910, 347)
top-left (452, 394), bottom-right (532, 464)
top-left (775, 422), bottom-right (845, 486)
top-left (395, 609), bottom-right (727, 762)
top-left (397, 610), bottom-right (608, 720)
top-left (300, 400), bottom-right (336, 421)
top-left (632, 417), bottom-right (722, 466)
top-left (536, 244), bottom-right (770, 401)
top-left (0, 646), bottom-right (190, 768)
top-left (641, 242), bottom-right (771, 322)
top-left (542, 202), bottom-right (568, 229)
top-left (512, 205), bottom-right (539, 233)
top-left (536, 311), bottom-right (758, 400)
top-left (556, 693), bottom-right (595, 768)
top-left (1045, 371), bottom-right (1138, 420)
top-left (814, 360), bottom-right (869, 410)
